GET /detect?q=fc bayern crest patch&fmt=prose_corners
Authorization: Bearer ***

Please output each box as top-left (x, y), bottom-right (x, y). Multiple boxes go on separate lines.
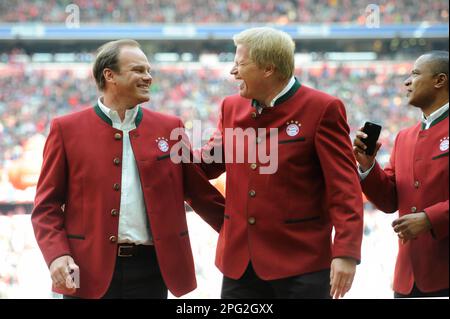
top-left (286, 120), bottom-right (301, 137)
top-left (440, 137), bottom-right (449, 152)
top-left (156, 137), bottom-right (169, 152)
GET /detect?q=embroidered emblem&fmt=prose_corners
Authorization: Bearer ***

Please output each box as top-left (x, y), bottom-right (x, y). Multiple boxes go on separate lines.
top-left (439, 137), bottom-right (449, 152)
top-left (156, 137), bottom-right (169, 152)
top-left (286, 120), bottom-right (301, 137)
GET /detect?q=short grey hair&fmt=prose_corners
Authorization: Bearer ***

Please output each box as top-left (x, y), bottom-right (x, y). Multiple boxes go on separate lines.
top-left (423, 50), bottom-right (449, 76)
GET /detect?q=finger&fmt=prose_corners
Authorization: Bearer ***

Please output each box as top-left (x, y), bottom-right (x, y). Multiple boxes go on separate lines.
top-left (353, 139), bottom-right (367, 150)
top-left (331, 273), bottom-right (344, 299)
top-left (52, 269), bottom-right (66, 287)
top-left (334, 275), bottom-right (346, 299)
top-left (55, 263), bottom-right (71, 287)
top-left (353, 146), bottom-right (367, 155)
top-left (341, 275), bottom-right (355, 298)
top-left (355, 130), bottom-right (368, 139)
top-left (391, 217), bottom-right (404, 227)
top-left (330, 267), bottom-right (338, 298)
top-left (393, 223), bottom-right (408, 233)
top-left (329, 268), bottom-right (335, 298)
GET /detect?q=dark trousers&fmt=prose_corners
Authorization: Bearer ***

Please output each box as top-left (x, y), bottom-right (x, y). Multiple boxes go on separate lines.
top-left (394, 284), bottom-right (449, 298)
top-left (64, 245), bottom-right (167, 299)
top-left (221, 263), bottom-right (331, 299)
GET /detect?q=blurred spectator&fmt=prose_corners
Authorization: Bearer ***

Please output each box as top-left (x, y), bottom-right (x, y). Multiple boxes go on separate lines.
top-left (0, 0), bottom-right (447, 24)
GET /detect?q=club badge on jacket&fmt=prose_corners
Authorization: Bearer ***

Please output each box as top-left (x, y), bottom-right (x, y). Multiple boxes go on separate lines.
top-left (439, 137), bottom-right (449, 152)
top-left (286, 120), bottom-right (301, 137)
top-left (156, 137), bottom-right (169, 152)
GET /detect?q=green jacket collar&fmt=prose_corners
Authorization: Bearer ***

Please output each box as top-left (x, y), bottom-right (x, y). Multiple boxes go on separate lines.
top-left (252, 77), bottom-right (301, 109)
top-left (94, 103), bottom-right (143, 127)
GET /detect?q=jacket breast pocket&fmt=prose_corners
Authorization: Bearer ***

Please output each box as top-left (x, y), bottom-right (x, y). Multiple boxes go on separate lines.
top-left (277, 136), bottom-right (314, 164)
top-left (432, 151), bottom-right (449, 160)
top-left (156, 152), bottom-right (178, 161)
top-left (278, 137), bottom-right (306, 144)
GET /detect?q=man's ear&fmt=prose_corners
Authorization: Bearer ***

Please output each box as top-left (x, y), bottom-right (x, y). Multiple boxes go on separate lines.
top-left (434, 72), bottom-right (448, 89)
top-left (103, 68), bottom-right (115, 85)
top-left (263, 64), bottom-right (275, 78)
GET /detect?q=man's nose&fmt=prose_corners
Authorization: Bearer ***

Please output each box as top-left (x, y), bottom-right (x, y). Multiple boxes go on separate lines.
top-left (144, 72), bottom-right (152, 82)
top-left (404, 76), bottom-right (411, 87)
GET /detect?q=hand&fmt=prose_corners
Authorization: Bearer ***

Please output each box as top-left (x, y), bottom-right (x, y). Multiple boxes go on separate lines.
top-left (353, 128), bottom-right (382, 171)
top-left (49, 255), bottom-right (79, 293)
top-left (392, 212), bottom-right (431, 244)
top-left (330, 257), bottom-right (356, 299)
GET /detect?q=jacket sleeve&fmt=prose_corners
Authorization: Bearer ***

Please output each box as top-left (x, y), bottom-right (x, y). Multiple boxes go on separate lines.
top-left (361, 134), bottom-right (399, 213)
top-left (315, 99), bottom-right (364, 263)
top-left (31, 119), bottom-right (71, 267)
top-left (195, 99), bottom-right (226, 179)
top-left (178, 120), bottom-right (225, 232)
top-left (425, 200), bottom-right (449, 240)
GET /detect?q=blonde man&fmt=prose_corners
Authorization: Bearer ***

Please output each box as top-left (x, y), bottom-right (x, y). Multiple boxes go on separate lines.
top-left (200, 27), bottom-right (364, 299)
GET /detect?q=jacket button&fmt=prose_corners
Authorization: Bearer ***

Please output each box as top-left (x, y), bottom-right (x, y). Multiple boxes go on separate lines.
top-left (114, 133), bottom-right (122, 140)
top-left (109, 236), bottom-right (117, 243)
top-left (411, 206), bottom-right (417, 213)
top-left (249, 190), bottom-right (256, 197)
top-left (113, 183), bottom-right (120, 191)
top-left (248, 217), bottom-right (256, 225)
top-left (111, 209), bottom-right (119, 216)
top-left (256, 137), bottom-right (262, 144)
top-left (113, 158), bottom-right (121, 165)
top-left (414, 181), bottom-right (419, 188)
top-left (251, 112), bottom-right (257, 119)
top-left (250, 163), bottom-right (257, 170)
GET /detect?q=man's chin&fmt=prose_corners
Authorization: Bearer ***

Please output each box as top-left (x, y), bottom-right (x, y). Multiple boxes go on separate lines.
top-left (137, 95), bottom-right (150, 103)
top-left (238, 90), bottom-right (250, 99)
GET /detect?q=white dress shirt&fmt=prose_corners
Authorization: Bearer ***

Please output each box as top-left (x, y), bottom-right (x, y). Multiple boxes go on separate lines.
top-left (254, 76), bottom-right (296, 114)
top-left (98, 98), bottom-right (152, 245)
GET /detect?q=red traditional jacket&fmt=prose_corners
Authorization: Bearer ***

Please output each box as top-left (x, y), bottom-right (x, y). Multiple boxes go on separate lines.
top-left (200, 80), bottom-right (364, 280)
top-left (32, 105), bottom-right (225, 298)
top-left (362, 112), bottom-right (449, 294)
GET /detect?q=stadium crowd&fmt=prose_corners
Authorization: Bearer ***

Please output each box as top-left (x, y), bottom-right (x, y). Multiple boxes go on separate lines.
top-left (0, 0), bottom-right (448, 24)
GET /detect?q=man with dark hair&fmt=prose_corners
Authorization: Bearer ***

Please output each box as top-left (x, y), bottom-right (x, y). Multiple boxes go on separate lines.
top-left (354, 51), bottom-right (449, 298)
top-left (32, 39), bottom-right (225, 299)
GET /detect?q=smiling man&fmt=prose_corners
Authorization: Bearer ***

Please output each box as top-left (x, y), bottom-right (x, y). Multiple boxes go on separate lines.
top-left (31, 39), bottom-right (225, 299)
top-left (199, 27), bottom-right (364, 299)
top-left (353, 51), bottom-right (449, 298)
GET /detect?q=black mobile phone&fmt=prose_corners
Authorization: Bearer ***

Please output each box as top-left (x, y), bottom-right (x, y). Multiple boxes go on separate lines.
top-left (361, 121), bottom-right (382, 156)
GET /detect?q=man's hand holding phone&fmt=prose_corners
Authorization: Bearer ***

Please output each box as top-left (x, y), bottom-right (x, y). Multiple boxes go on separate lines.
top-left (353, 122), bottom-right (382, 171)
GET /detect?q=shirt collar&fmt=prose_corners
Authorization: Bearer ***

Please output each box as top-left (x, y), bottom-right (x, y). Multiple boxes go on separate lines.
top-left (269, 76), bottom-right (296, 107)
top-left (252, 77), bottom-right (299, 112)
top-left (421, 102), bottom-right (449, 129)
top-left (98, 97), bottom-right (139, 130)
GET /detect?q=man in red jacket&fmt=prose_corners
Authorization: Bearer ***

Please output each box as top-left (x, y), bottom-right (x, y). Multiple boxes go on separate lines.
top-left (32, 39), bottom-right (225, 299)
top-left (353, 51), bottom-right (449, 298)
top-left (199, 27), bottom-right (364, 299)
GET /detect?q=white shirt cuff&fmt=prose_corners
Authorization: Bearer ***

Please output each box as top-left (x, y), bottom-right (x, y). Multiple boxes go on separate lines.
top-left (358, 162), bottom-right (376, 181)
